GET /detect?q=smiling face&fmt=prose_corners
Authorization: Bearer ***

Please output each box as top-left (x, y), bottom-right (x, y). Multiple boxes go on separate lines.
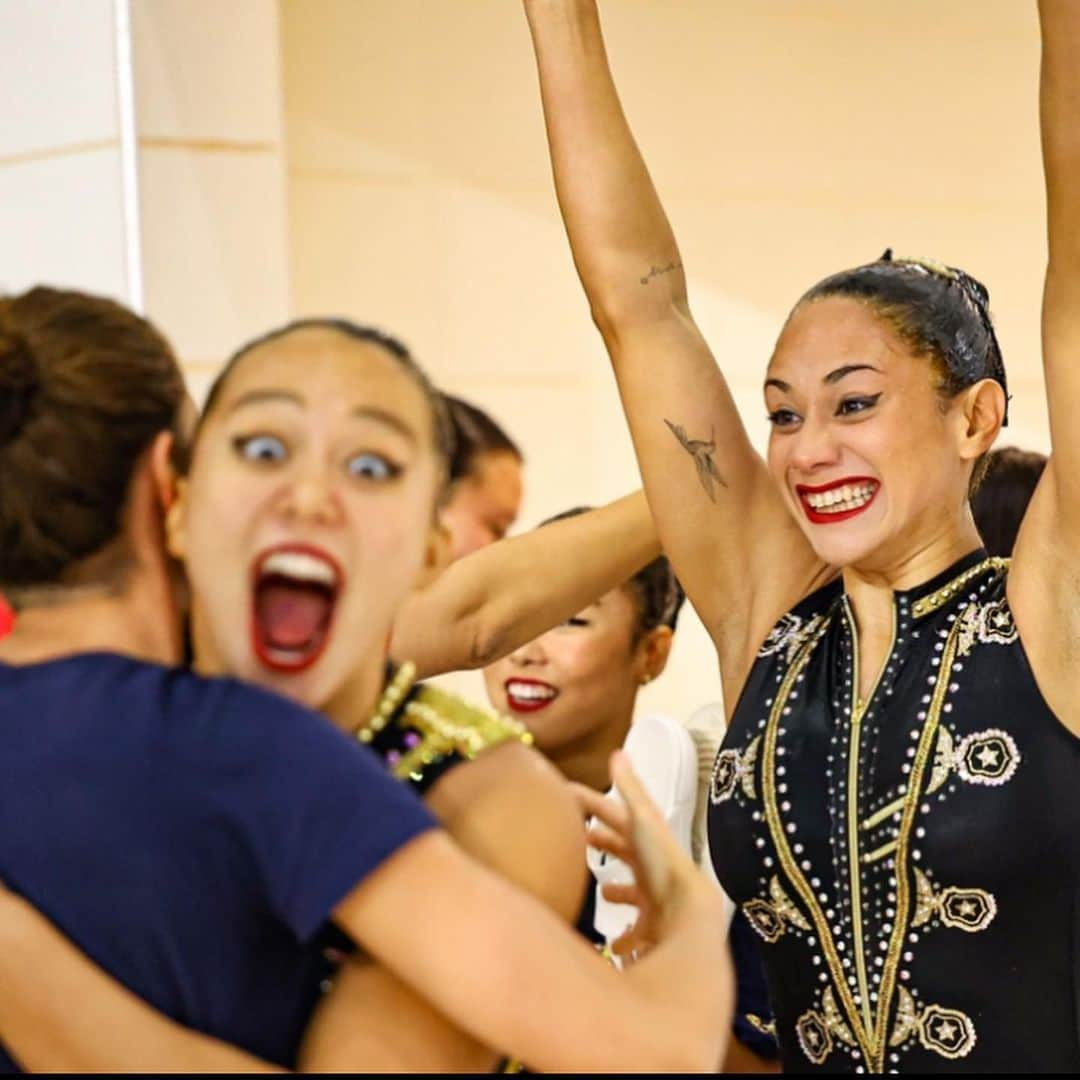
top-left (482, 586), bottom-right (671, 761)
top-left (168, 327), bottom-right (444, 710)
top-left (764, 296), bottom-right (988, 571)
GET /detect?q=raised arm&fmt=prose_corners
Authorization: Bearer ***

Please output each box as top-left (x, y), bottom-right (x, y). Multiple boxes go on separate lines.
top-left (1009, 1), bottom-right (1080, 734)
top-left (392, 490), bottom-right (661, 679)
top-left (1034, 0), bottom-right (1080, 529)
top-left (522, 0), bottom-right (823, 694)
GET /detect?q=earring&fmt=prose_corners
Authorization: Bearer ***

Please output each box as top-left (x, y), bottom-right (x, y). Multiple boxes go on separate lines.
top-left (640, 673), bottom-right (653, 686)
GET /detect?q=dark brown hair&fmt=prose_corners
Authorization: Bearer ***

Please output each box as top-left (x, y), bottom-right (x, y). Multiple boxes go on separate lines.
top-left (0, 287), bottom-right (187, 594)
top-left (444, 394), bottom-right (522, 485)
top-left (799, 252), bottom-right (1008, 491)
top-left (196, 318), bottom-right (454, 491)
top-left (970, 446), bottom-right (1046, 556)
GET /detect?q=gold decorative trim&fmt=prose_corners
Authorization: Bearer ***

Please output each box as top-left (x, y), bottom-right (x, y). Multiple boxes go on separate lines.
top-left (356, 662), bottom-right (532, 781)
top-left (843, 599), bottom-right (897, 1039)
top-left (760, 615), bottom-right (876, 1060)
top-left (861, 839), bottom-right (898, 865)
top-left (746, 1013), bottom-right (777, 1038)
top-left (910, 557), bottom-right (1008, 619)
top-left (869, 612), bottom-right (965, 1070)
top-left (861, 795), bottom-right (905, 832)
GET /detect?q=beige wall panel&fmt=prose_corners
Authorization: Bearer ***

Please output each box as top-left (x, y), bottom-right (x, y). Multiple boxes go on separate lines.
top-left (139, 147), bottom-right (289, 379)
top-left (133, 0), bottom-right (282, 142)
top-left (0, 0), bottom-right (118, 157)
top-left (0, 149), bottom-right (127, 299)
top-left (283, 0), bottom-right (1050, 723)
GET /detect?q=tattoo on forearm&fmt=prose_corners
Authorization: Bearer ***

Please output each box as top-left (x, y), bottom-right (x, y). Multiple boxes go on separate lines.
top-left (664, 419), bottom-right (727, 502)
top-left (640, 261), bottom-right (681, 286)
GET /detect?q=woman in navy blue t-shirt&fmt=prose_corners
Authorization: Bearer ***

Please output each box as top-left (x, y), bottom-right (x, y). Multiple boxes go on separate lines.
top-left (0, 290), bottom-right (731, 1072)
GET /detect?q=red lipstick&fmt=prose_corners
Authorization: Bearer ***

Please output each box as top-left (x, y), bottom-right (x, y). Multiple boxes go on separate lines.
top-left (249, 543), bottom-right (344, 674)
top-left (795, 476), bottom-right (880, 526)
top-left (504, 677), bottom-right (559, 715)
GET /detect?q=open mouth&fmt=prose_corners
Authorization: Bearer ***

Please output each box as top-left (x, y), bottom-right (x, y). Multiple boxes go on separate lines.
top-left (250, 545), bottom-right (343, 674)
top-left (796, 477), bottom-right (880, 525)
top-left (504, 678), bottom-right (559, 714)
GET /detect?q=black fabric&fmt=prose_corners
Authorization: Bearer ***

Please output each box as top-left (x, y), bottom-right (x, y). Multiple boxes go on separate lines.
top-left (729, 909), bottom-right (780, 1059)
top-left (709, 553), bottom-right (1080, 1072)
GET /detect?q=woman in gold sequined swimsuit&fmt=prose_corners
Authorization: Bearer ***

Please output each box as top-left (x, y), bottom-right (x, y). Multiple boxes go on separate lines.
top-left (0, 315), bottom-right (731, 1071)
top-left (525, 0), bottom-right (1080, 1070)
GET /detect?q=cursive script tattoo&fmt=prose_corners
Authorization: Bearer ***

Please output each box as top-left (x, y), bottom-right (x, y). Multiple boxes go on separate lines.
top-left (664, 419), bottom-right (727, 502)
top-left (640, 261), bottom-right (682, 286)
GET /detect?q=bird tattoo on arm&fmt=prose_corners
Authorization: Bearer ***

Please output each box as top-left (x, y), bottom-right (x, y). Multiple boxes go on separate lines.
top-left (664, 419), bottom-right (727, 503)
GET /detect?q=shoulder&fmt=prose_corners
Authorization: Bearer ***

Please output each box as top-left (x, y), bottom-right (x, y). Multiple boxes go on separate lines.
top-left (427, 740), bottom-right (587, 923)
top-left (155, 668), bottom-right (409, 802)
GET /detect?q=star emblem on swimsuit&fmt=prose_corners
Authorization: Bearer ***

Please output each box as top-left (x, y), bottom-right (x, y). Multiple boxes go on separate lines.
top-left (955, 728), bottom-right (1020, 786)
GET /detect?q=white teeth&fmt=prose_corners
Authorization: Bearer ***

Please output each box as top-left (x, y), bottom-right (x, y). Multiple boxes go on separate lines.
top-left (506, 681), bottom-right (558, 702)
top-left (804, 483), bottom-right (877, 513)
top-left (261, 551), bottom-right (338, 587)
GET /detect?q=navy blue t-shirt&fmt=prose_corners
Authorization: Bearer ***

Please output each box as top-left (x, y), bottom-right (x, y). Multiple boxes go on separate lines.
top-left (0, 653), bottom-right (437, 1070)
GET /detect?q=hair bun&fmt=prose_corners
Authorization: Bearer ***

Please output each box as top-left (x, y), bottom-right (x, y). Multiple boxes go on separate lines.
top-left (0, 323), bottom-right (41, 447)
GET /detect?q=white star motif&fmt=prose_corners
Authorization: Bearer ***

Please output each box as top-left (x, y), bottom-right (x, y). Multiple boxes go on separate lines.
top-left (976, 745), bottom-right (1000, 768)
top-left (936, 1019), bottom-right (958, 1042)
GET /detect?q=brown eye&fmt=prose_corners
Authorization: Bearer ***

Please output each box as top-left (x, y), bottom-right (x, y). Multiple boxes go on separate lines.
top-left (767, 409), bottom-right (800, 428)
top-left (837, 394), bottom-right (881, 417)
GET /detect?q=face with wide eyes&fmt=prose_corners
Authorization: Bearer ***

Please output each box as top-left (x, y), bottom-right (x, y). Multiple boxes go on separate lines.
top-left (764, 296), bottom-right (980, 570)
top-left (169, 328), bottom-right (444, 709)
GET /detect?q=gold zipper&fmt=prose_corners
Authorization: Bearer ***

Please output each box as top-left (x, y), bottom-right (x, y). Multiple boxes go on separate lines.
top-left (843, 597), bottom-right (896, 1043)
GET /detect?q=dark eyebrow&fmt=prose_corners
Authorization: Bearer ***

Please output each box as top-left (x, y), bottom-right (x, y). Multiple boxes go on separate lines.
top-left (351, 406), bottom-right (418, 444)
top-left (227, 389), bottom-right (303, 414)
top-left (764, 377), bottom-right (791, 393)
top-left (824, 364), bottom-right (882, 385)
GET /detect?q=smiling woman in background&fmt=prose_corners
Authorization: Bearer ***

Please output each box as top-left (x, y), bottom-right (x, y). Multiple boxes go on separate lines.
top-left (484, 506), bottom-right (700, 953)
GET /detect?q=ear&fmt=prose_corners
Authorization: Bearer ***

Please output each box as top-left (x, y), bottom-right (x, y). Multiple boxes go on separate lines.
top-left (957, 379), bottom-right (1006, 463)
top-left (635, 624), bottom-right (674, 685)
top-left (165, 477), bottom-right (189, 561)
top-left (148, 430), bottom-right (179, 512)
top-left (412, 521), bottom-right (453, 591)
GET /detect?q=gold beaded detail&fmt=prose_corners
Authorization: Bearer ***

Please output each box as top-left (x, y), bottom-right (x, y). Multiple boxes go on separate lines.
top-left (355, 662), bottom-right (533, 782)
top-left (910, 557), bottom-right (1008, 619)
top-left (355, 661), bottom-right (418, 745)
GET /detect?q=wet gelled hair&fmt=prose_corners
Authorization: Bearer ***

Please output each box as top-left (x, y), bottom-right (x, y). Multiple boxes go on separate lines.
top-left (0, 287), bottom-right (187, 592)
top-left (800, 250), bottom-right (1009, 425)
top-left (195, 318), bottom-right (455, 489)
top-left (541, 506), bottom-right (685, 636)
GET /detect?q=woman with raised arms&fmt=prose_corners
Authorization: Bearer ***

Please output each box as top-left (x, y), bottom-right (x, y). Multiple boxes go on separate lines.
top-left (0, 296), bottom-right (729, 1072)
top-left (523, 0), bottom-right (1080, 1071)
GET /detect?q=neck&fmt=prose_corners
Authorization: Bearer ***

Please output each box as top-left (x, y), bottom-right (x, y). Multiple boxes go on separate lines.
top-left (0, 583), bottom-right (180, 667)
top-left (548, 711), bottom-right (633, 792)
top-left (840, 513), bottom-right (983, 641)
top-left (324, 648), bottom-right (392, 736)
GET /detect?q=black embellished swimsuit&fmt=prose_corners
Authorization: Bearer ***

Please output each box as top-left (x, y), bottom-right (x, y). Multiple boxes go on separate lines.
top-left (708, 552), bottom-right (1080, 1073)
